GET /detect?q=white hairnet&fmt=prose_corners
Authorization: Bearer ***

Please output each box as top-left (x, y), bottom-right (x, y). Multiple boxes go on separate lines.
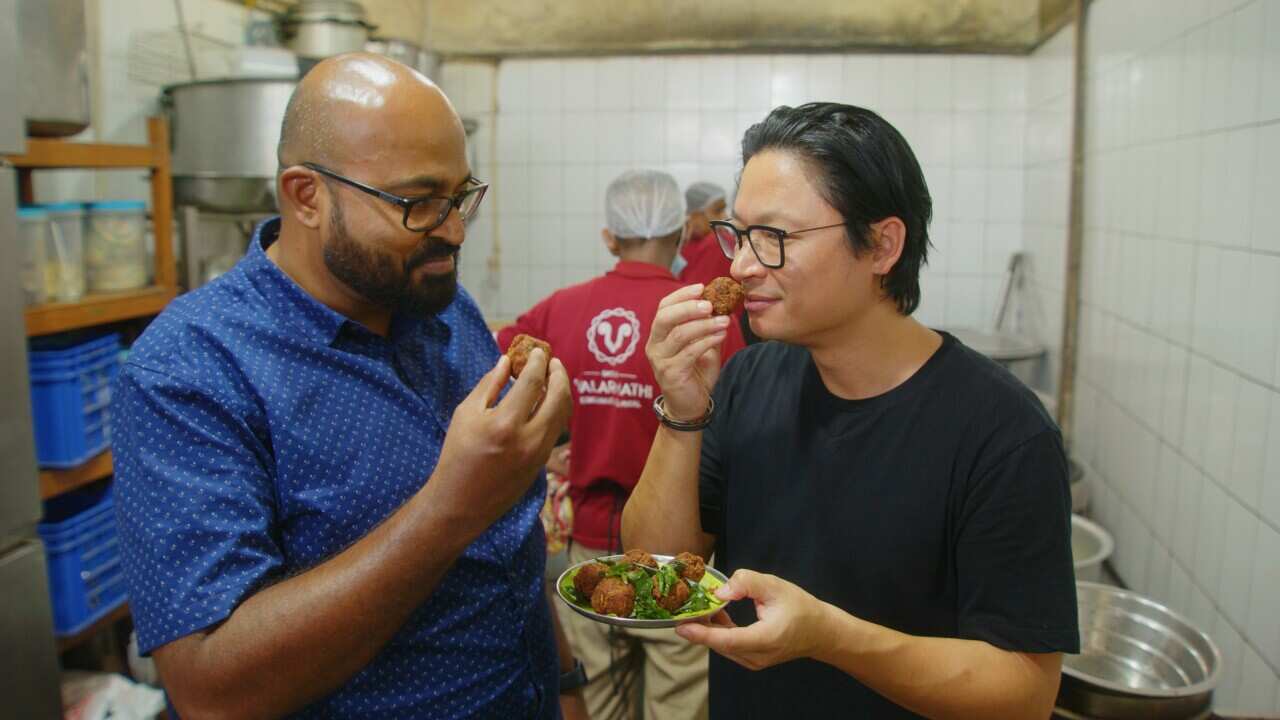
top-left (685, 181), bottom-right (726, 213)
top-left (605, 170), bottom-right (686, 240)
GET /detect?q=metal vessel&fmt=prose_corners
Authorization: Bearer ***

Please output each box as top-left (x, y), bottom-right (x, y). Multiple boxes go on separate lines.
top-left (280, 0), bottom-right (374, 60)
top-left (18, 0), bottom-right (90, 137)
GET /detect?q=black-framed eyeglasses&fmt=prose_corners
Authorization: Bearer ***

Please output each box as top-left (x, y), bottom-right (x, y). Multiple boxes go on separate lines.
top-left (710, 219), bottom-right (846, 269)
top-left (302, 162), bottom-right (488, 233)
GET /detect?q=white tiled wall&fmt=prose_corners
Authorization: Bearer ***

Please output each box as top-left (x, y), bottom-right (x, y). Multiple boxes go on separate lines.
top-left (1073, 0), bottom-right (1280, 712)
top-left (1020, 26), bottom-right (1075, 396)
top-left (453, 53), bottom-right (1032, 324)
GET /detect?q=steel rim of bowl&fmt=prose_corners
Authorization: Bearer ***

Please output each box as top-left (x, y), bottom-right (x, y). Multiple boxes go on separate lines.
top-left (555, 553), bottom-right (728, 629)
top-left (1071, 515), bottom-right (1114, 569)
top-left (1065, 581), bottom-right (1221, 699)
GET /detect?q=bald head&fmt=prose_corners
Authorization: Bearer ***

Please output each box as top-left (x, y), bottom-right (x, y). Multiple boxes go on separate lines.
top-left (277, 52), bottom-right (464, 172)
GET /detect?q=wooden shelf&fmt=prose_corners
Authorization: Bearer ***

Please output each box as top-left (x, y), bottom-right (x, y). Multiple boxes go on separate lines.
top-left (24, 285), bottom-right (177, 336)
top-left (39, 451), bottom-right (112, 500)
top-left (57, 602), bottom-right (130, 654)
top-left (7, 140), bottom-right (161, 170)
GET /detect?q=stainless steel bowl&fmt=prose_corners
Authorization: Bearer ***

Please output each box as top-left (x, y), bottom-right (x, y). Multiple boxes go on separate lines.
top-left (1057, 582), bottom-right (1221, 719)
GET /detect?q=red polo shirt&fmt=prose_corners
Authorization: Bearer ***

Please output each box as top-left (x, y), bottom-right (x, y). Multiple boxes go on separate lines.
top-left (497, 260), bottom-right (745, 550)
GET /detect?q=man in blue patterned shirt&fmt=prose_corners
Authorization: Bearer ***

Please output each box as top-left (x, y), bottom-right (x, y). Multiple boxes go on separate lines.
top-left (113, 53), bottom-right (582, 719)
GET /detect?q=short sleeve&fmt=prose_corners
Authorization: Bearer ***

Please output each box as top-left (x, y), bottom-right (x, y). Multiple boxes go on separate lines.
top-left (112, 364), bottom-right (283, 654)
top-left (496, 295), bottom-right (553, 351)
top-left (954, 430), bottom-right (1080, 653)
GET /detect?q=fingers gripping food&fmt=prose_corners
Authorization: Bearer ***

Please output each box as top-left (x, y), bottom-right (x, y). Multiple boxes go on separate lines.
top-left (506, 334), bottom-right (552, 380)
top-left (702, 277), bottom-right (744, 316)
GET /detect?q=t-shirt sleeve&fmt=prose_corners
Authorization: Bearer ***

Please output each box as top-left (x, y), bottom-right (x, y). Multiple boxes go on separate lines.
top-left (496, 295), bottom-right (553, 351)
top-left (954, 430), bottom-right (1080, 654)
top-left (113, 364), bottom-right (283, 655)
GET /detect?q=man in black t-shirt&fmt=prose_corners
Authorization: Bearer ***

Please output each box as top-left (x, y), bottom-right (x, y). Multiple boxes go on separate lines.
top-left (621, 103), bottom-right (1078, 719)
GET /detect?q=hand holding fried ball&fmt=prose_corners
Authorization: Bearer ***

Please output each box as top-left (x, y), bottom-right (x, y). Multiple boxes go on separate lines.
top-left (506, 334), bottom-right (552, 381)
top-left (647, 283), bottom-right (735, 422)
top-left (702, 277), bottom-right (744, 316)
top-left (432, 346), bottom-right (571, 539)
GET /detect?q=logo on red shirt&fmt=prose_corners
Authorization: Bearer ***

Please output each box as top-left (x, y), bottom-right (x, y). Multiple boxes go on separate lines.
top-left (586, 308), bottom-right (642, 366)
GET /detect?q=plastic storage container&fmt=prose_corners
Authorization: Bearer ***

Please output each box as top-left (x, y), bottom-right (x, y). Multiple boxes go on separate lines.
top-left (38, 485), bottom-right (126, 636)
top-left (28, 333), bottom-right (122, 468)
top-left (17, 206), bottom-right (50, 305)
top-left (85, 201), bottom-right (149, 292)
top-left (42, 202), bottom-right (88, 302)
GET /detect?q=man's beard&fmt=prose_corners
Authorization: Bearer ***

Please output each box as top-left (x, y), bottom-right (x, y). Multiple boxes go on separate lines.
top-left (322, 199), bottom-right (459, 317)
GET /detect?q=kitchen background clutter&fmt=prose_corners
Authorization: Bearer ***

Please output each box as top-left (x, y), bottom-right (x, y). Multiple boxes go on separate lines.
top-left (1, 0), bottom-right (1278, 717)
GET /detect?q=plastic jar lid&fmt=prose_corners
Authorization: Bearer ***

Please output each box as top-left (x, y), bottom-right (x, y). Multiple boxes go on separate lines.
top-left (41, 202), bottom-right (86, 214)
top-left (18, 206), bottom-right (48, 218)
top-left (86, 201), bottom-right (147, 212)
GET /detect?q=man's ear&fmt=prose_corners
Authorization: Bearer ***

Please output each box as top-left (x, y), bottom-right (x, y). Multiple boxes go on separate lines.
top-left (868, 217), bottom-right (906, 276)
top-left (278, 166), bottom-right (325, 230)
top-left (602, 228), bottom-right (621, 257)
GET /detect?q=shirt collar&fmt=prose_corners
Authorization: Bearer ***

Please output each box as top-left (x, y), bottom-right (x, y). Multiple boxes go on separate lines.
top-left (608, 260), bottom-right (677, 280)
top-left (242, 217), bottom-right (417, 347)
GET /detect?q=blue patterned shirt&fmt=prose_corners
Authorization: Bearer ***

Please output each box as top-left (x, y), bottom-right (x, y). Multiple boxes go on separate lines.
top-left (113, 218), bottom-right (558, 719)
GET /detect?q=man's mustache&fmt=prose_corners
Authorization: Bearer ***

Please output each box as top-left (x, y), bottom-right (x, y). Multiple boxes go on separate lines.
top-left (405, 240), bottom-right (459, 270)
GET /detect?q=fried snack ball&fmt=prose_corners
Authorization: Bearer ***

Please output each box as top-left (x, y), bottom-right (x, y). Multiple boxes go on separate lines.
top-left (652, 576), bottom-right (692, 612)
top-left (573, 562), bottom-right (608, 599)
top-left (622, 549), bottom-right (656, 568)
top-left (672, 552), bottom-right (706, 582)
top-left (702, 277), bottom-right (744, 316)
top-left (506, 334), bottom-right (552, 381)
top-left (591, 577), bottom-right (636, 617)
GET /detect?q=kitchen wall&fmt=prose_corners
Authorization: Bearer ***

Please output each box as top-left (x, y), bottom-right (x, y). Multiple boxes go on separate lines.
top-left (445, 52), bottom-right (1033, 333)
top-left (1019, 23), bottom-right (1074, 397)
top-left (1072, 0), bottom-right (1280, 712)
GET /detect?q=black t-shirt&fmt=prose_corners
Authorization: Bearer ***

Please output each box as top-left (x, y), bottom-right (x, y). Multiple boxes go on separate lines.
top-left (699, 332), bottom-right (1079, 719)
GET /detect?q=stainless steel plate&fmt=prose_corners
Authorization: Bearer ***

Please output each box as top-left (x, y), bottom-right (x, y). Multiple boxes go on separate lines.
top-left (1066, 582), bottom-right (1220, 698)
top-left (556, 554), bottom-right (729, 629)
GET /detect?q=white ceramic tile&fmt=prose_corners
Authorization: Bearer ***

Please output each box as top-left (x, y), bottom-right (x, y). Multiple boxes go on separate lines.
top-left (1230, 378), bottom-right (1271, 508)
top-left (1262, 391), bottom-right (1280, 529)
top-left (561, 112), bottom-right (598, 166)
top-left (1117, 504), bottom-right (1153, 591)
top-left (1177, 28), bottom-right (1208, 137)
top-left (807, 55), bottom-right (843, 103)
top-left (1236, 643), bottom-right (1279, 715)
top-left (1213, 612), bottom-right (1247, 710)
top-left (1217, 495), bottom-right (1258, 629)
top-left (913, 55), bottom-right (953, 112)
top-left (987, 112), bottom-right (1026, 168)
top-left (595, 57), bottom-right (632, 111)
top-left (529, 215), bottom-right (564, 267)
top-left (631, 57), bottom-right (667, 109)
top-left (1170, 454), bottom-right (1204, 570)
top-left (986, 169), bottom-right (1024, 224)
top-left (1182, 354), bottom-right (1213, 465)
top-left (1227, 1), bottom-right (1264, 127)
top-left (988, 57), bottom-right (1027, 110)
top-left (528, 164), bottom-right (563, 218)
top-left (630, 112), bottom-right (667, 167)
top-left (1151, 444), bottom-right (1179, 547)
top-left (1146, 543), bottom-right (1173, 606)
top-left (496, 164), bottom-right (531, 217)
top-left (951, 170), bottom-right (988, 222)
top-left (1167, 557), bottom-right (1193, 617)
top-left (562, 165), bottom-right (598, 216)
top-left (1260, 0), bottom-right (1280, 122)
top-left (699, 57), bottom-right (736, 111)
top-left (665, 56), bottom-right (701, 110)
top-left (665, 111), bottom-right (700, 165)
top-left (840, 55), bottom-right (879, 108)
top-left (735, 56), bottom-right (773, 110)
top-left (1193, 476), bottom-right (1228, 593)
top-left (953, 56), bottom-right (991, 112)
top-left (946, 221), bottom-right (985, 275)
top-left (945, 276), bottom-right (985, 329)
top-left (1246, 516), bottom-right (1280, 669)
top-left (699, 111), bottom-right (739, 164)
top-left (526, 60), bottom-right (564, 111)
top-left (951, 112), bottom-right (988, 168)
top-left (527, 113), bottom-right (563, 164)
top-left (1201, 15), bottom-right (1233, 132)
top-left (1253, 123), bottom-right (1280, 254)
top-left (1161, 345), bottom-right (1189, 446)
top-left (877, 56), bottom-right (916, 111)
top-left (1203, 364), bottom-right (1240, 484)
top-left (770, 56), bottom-right (810, 108)
top-left (561, 60), bottom-right (598, 111)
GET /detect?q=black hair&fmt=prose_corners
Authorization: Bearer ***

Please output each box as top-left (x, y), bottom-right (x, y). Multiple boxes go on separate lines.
top-left (741, 102), bottom-right (933, 315)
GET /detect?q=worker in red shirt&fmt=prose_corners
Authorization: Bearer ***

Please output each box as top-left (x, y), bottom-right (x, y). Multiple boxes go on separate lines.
top-left (680, 181), bottom-right (759, 345)
top-left (499, 170), bottom-right (744, 720)
top-left (677, 181), bottom-right (731, 287)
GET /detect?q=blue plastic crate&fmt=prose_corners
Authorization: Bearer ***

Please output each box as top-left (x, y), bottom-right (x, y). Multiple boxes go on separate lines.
top-left (28, 334), bottom-right (122, 468)
top-left (38, 485), bottom-right (127, 636)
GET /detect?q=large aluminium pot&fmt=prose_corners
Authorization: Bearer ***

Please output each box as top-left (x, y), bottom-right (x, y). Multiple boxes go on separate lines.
top-left (163, 78), bottom-right (296, 213)
top-left (365, 37), bottom-right (439, 78)
top-left (281, 0), bottom-right (374, 60)
top-left (1056, 582), bottom-right (1220, 720)
top-left (18, 0), bottom-right (90, 137)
